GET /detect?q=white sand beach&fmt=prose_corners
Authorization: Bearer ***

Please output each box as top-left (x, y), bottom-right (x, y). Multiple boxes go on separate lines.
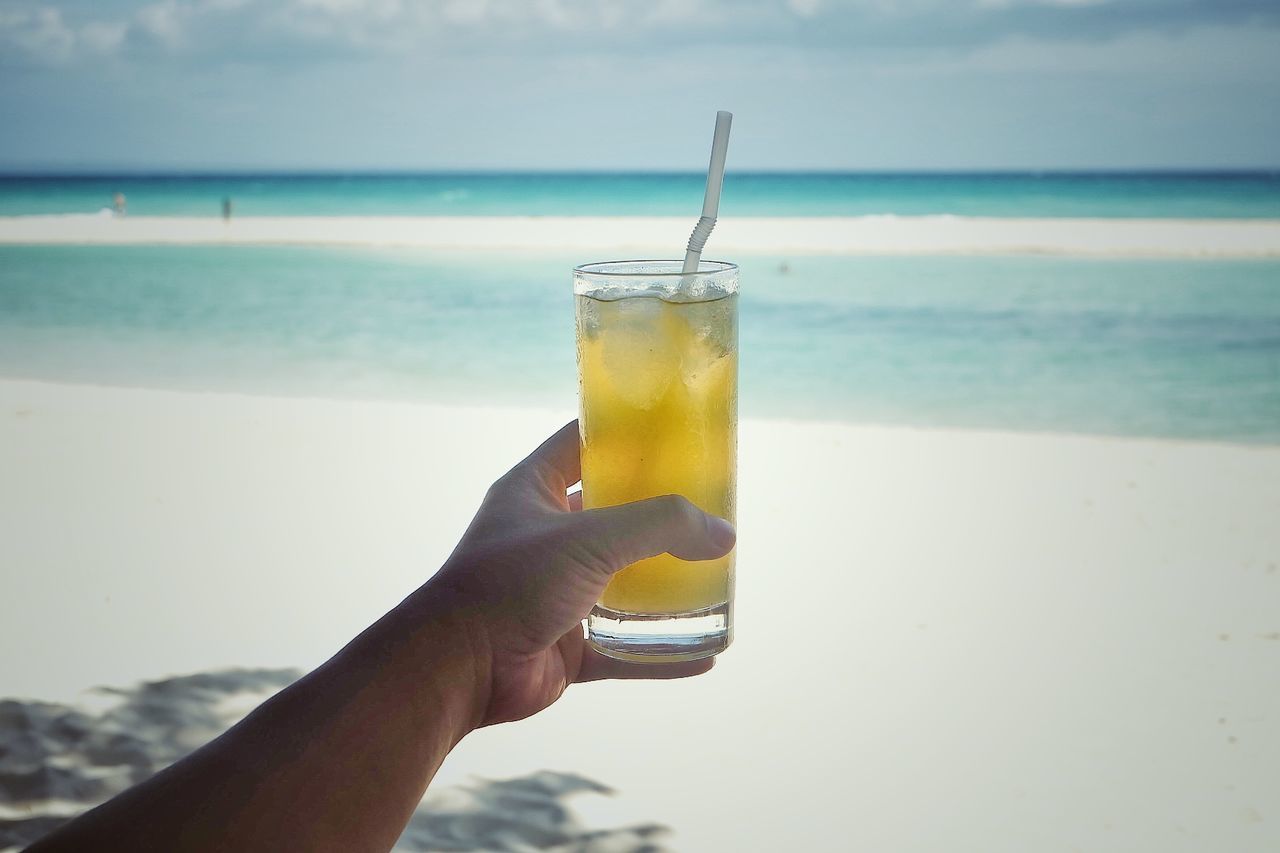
top-left (2, 214), bottom-right (1280, 256)
top-left (2, 378), bottom-right (1277, 850)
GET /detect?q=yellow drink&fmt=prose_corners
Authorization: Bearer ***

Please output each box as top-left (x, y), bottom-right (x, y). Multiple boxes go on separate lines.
top-left (576, 291), bottom-right (738, 615)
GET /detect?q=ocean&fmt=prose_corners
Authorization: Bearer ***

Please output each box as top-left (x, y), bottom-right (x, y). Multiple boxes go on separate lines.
top-left (3, 172), bottom-right (1280, 218)
top-left (1, 173), bottom-right (1278, 444)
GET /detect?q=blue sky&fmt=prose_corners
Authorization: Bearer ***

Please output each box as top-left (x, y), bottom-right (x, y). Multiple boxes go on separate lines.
top-left (1, 0), bottom-right (1278, 171)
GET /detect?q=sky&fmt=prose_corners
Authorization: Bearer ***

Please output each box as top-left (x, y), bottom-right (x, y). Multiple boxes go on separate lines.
top-left (0, 0), bottom-right (1278, 171)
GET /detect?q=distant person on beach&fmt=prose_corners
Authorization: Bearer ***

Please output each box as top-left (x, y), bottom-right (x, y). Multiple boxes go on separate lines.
top-left (112, 192), bottom-right (126, 216)
top-left (28, 422), bottom-right (733, 852)
top-left (222, 196), bottom-right (233, 222)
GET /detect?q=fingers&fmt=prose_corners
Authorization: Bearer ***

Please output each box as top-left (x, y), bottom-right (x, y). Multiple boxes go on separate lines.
top-left (576, 646), bottom-right (716, 683)
top-left (576, 494), bottom-right (735, 569)
top-left (512, 420), bottom-right (581, 491)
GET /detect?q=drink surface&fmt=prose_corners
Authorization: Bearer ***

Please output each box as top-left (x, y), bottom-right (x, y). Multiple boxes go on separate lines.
top-left (576, 291), bottom-right (738, 614)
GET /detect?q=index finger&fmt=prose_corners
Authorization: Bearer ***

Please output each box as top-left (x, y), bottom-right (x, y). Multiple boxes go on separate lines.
top-left (515, 420), bottom-right (582, 491)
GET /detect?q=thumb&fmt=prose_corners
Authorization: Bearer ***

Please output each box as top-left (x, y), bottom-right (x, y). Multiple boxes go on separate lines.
top-left (574, 494), bottom-right (736, 572)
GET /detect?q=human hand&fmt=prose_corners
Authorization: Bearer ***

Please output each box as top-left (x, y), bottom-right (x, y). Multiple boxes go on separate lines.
top-left (423, 421), bottom-right (735, 727)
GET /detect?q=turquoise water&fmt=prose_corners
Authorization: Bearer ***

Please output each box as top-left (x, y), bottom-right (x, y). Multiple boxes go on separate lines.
top-left (2, 172), bottom-right (1280, 218)
top-left (2, 245), bottom-right (1277, 443)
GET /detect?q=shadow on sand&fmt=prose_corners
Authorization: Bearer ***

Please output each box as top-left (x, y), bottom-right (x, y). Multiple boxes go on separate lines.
top-left (0, 669), bottom-right (667, 852)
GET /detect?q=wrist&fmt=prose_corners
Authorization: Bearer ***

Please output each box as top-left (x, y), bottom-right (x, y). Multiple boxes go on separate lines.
top-left (392, 577), bottom-right (495, 739)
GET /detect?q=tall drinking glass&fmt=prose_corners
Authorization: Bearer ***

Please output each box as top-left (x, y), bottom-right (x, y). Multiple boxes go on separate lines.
top-left (575, 260), bottom-right (738, 661)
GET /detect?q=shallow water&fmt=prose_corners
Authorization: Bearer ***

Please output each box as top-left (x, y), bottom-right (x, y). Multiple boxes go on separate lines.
top-left (2, 245), bottom-right (1277, 443)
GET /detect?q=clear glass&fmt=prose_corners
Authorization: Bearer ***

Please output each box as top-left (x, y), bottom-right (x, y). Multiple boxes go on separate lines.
top-left (574, 260), bottom-right (738, 661)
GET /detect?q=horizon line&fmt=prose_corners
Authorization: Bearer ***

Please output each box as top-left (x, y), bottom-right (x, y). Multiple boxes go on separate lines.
top-left (2, 167), bottom-right (1278, 179)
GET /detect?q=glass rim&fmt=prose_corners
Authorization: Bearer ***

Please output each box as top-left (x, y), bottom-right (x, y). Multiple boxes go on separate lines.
top-left (574, 259), bottom-right (737, 278)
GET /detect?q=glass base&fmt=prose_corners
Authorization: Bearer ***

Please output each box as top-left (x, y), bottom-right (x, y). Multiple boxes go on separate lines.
top-left (587, 601), bottom-right (731, 662)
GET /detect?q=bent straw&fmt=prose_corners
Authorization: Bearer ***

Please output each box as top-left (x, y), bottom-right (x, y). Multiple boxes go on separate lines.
top-left (682, 111), bottom-right (733, 274)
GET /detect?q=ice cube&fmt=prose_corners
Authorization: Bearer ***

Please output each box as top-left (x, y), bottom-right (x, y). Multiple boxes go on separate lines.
top-left (599, 298), bottom-right (680, 410)
top-left (679, 315), bottom-right (734, 404)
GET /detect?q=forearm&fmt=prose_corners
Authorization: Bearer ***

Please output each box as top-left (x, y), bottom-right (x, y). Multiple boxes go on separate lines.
top-left (31, 585), bottom-right (490, 852)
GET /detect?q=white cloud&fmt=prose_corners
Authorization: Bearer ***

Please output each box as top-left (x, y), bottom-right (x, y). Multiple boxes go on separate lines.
top-left (0, 5), bottom-right (129, 63)
top-left (870, 24), bottom-right (1273, 78)
top-left (976, 0), bottom-right (1111, 8)
top-left (0, 0), bottom-right (1272, 69)
top-left (293, 0), bottom-right (404, 16)
top-left (128, 0), bottom-right (264, 55)
top-left (788, 0), bottom-right (822, 17)
top-left (531, 0), bottom-right (575, 29)
top-left (441, 0), bottom-right (489, 25)
top-left (80, 20), bottom-right (129, 53)
top-left (136, 0), bottom-right (185, 49)
top-left (2, 7), bottom-right (73, 61)
top-left (643, 0), bottom-right (708, 24)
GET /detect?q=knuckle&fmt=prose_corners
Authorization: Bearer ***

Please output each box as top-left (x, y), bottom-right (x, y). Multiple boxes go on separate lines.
top-left (482, 478), bottom-right (507, 505)
top-left (486, 464), bottom-right (530, 501)
top-left (659, 494), bottom-right (699, 527)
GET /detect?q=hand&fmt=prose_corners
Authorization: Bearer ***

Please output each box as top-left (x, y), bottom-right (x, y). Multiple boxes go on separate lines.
top-left (425, 421), bottom-right (736, 727)
top-left (24, 422), bottom-right (735, 852)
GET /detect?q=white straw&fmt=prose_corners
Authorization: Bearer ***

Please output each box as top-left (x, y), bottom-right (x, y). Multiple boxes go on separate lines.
top-left (682, 110), bottom-right (733, 274)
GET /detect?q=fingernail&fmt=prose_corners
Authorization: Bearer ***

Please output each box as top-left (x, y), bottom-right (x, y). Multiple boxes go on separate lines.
top-left (707, 516), bottom-right (736, 550)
